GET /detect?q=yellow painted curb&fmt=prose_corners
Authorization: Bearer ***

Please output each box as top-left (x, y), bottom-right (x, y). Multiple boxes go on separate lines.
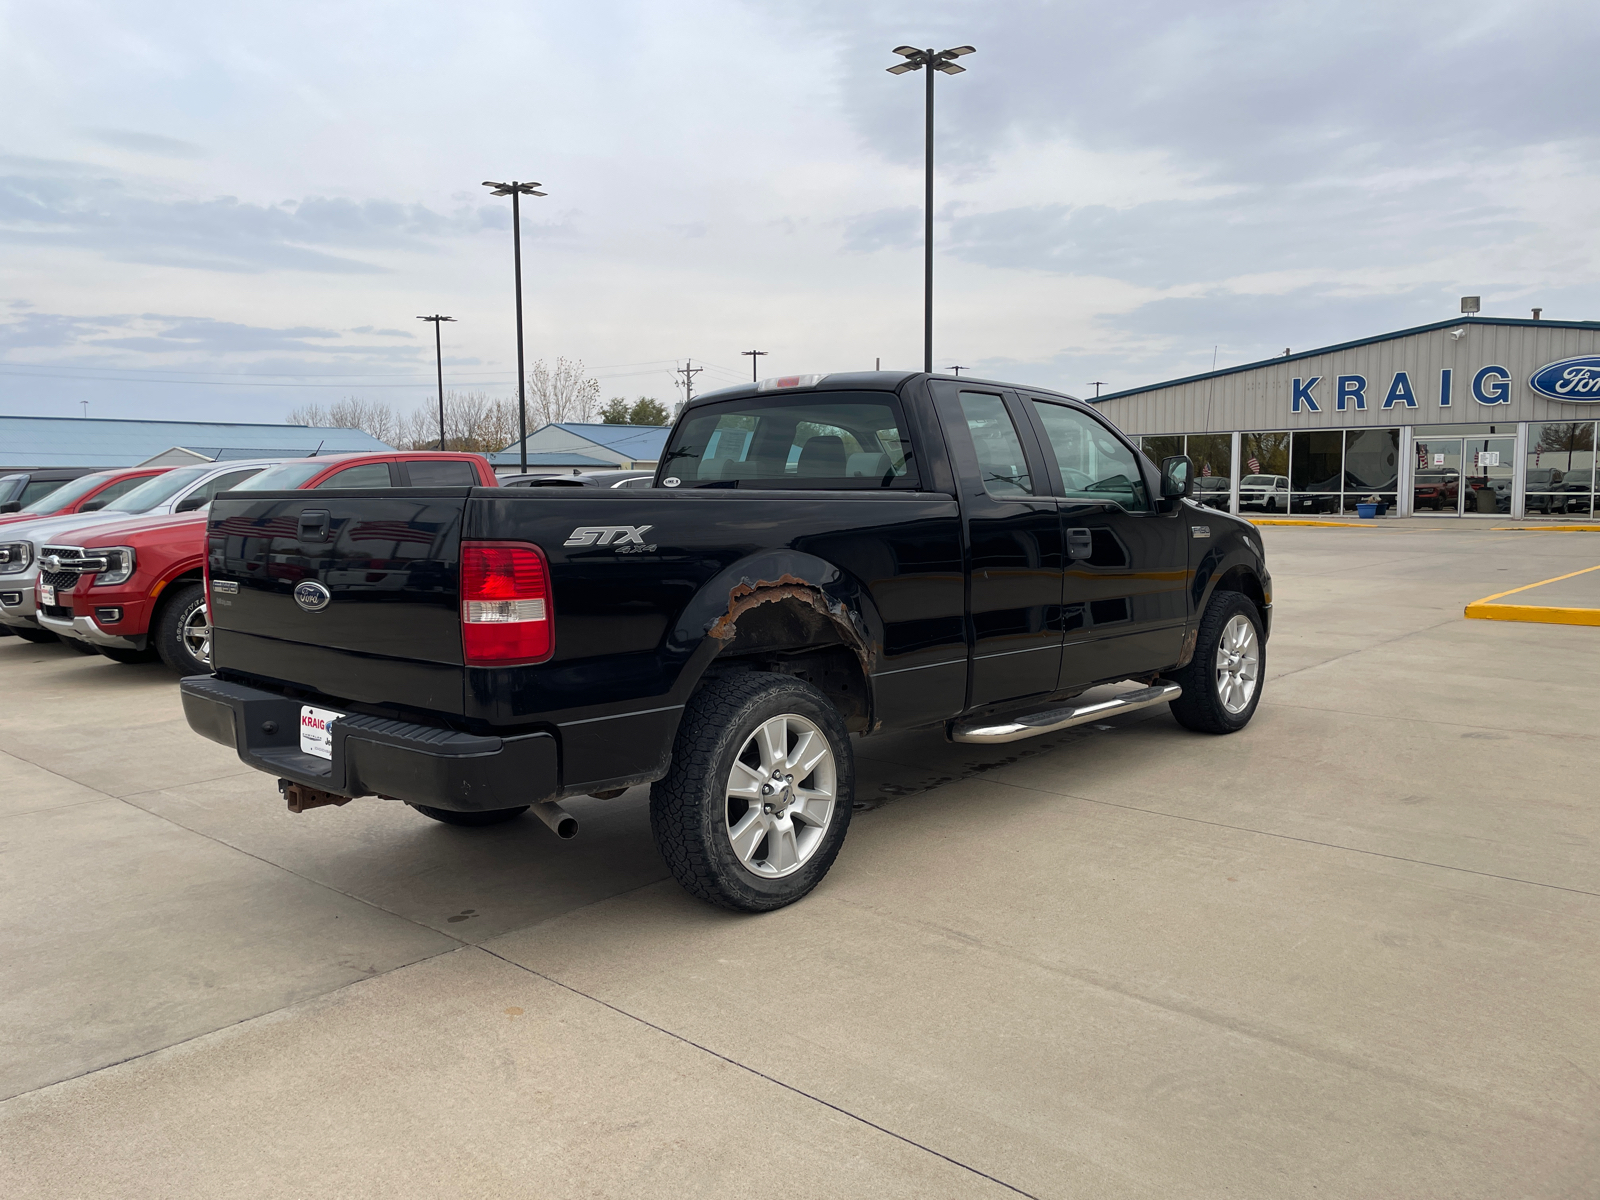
top-left (1464, 563), bottom-right (1600, 626)
top-left (1464, 603), bottom-right (1600, 626)
top-left (1490, 525), bottom-right (1600, 533)
top-left (1248, 518), bottom-right (1376, 528)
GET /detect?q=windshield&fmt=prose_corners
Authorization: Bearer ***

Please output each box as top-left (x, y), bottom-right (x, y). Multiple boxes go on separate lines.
top-left (22, 471), bottom-right (116, 514)
top-left (103, 464), bottom-right (212, 513)
top-left (662, 392), bottom-right (918, 489)
top-left (230, 460), bottom-right (327, 491)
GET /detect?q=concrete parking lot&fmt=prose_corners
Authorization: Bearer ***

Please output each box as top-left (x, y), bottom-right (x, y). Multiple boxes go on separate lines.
top-left (3, 521), bottom-right (1598, 1199)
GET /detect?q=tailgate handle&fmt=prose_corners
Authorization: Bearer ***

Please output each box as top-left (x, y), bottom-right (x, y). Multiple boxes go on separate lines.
top-left (1066, 527), bottom-right (1094, 561)
top-left (298, 509), bottom-right (331, 543)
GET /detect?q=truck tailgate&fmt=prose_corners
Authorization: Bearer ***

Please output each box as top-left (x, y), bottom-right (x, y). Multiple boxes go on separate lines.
top-left (207, 490), bottom-right (468, 708)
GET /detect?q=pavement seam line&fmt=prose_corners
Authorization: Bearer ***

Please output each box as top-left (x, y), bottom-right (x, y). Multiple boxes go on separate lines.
top-left (115, 793), bottom-right (481, 945)
top-left (0, 944), bottom-right (470, 1105)
top-left (476, 946), bottom-right (1044, 1200)
top-left (990, 779), bottom-right (1600, 900)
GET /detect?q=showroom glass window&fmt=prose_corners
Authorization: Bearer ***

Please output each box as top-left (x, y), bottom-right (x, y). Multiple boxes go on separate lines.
top-left (1526, 420), bottom-right (1596, 518)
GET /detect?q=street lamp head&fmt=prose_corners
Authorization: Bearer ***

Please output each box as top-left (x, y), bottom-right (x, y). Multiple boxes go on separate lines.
top-left (933, 61), bottom-right (965, 74)
top-left (887, 45), bottom-right (927, 73)
top-left (482, 181), bottom-right (546, 197)
top-left (942, 45), bottom-right (976, 57)
top-left (417, 315), bottom-right (456, 323)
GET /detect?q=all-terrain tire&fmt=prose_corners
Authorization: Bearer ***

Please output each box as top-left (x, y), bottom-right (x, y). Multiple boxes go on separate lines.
top-left (650, 673), bottom-right (853, 912)
top-left (409, 804), bottom-right (530, 827)
top-left (154, 582), bottom-right (210, 675)
top-left (1166, 589), bottom-right (1265, 734)
top-left (12, 626), bottom-right (58, 644)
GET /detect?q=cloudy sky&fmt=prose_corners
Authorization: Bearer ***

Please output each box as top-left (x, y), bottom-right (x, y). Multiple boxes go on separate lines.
top-left (2, 0), bottom-right (1597, 424)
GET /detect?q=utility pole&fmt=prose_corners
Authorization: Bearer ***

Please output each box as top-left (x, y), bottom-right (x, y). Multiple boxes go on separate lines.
top-left (1089, 381), bottom-right (1107, 398)
top-left (482, 179), bottom-right (547, 471)
top-left (417, 314), bottom-right (456, 450)
top-left (946, 365), bottom-right (967, 377)
top-left (676, 360), bottom-right (704, 406)
top-left (740, 349), bottom-right (768, 382)
top-left (887, 44), bottom-right (975, 374)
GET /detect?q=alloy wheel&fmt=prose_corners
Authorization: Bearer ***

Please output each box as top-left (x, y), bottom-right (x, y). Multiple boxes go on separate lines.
top-left (724, 713), bottom-right (836, 878)
top-left (1214, 613), bottom-right (1259, 714)
top-left (184, 603), bottom-right (211, 668)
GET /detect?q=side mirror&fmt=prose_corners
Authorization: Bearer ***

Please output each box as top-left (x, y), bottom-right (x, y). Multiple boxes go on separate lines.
top-left (174, 493), bottom-right (208, 513)
top-left (1160, 455), bottom-right (1194, 501)
top-left (0, 502), bottom-right (19, 514)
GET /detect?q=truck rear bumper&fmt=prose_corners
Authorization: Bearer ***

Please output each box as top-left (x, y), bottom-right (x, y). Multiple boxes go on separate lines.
top-left (180, 675), bottom-right (559, 812)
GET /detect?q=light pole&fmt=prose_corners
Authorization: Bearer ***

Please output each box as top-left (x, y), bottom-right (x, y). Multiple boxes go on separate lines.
top-left (1089, 381), bottom-right (1107, 398)
top-left (417, 315), bottom-right (455, 450)
top-left (482, 179), bottom-right (546, 472)
top-left (741, 349), bottom-right (768, 382)
top-left (946, 364), bottom-right (968, 377)
top-left (887, 44), bottom-right (974, 374)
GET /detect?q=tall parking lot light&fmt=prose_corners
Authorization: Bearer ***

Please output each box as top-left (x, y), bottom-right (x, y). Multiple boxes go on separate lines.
top-left (417, 314), bottom-right (456, 450)
top-left (886, 44), bottom-right (974, 374)
top-left (482, 180), bottom-right (547, 472)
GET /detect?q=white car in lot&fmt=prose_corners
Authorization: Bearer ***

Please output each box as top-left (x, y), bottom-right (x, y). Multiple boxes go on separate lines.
top-left (1238, 474), bottom-right (1290, 511)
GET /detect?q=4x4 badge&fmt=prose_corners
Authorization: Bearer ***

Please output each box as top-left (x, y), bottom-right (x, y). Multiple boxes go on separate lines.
top-left (564, 525), bottom-right (653, 547)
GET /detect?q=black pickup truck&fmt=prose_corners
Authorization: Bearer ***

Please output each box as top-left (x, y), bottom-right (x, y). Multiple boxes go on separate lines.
top-left (182, 371), bottom-right (1270, 910)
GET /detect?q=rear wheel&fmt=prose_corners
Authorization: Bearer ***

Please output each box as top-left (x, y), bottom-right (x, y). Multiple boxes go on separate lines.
top-left (650, 673), bottom-right (852, 912)
top-left (409, 804), bottom-right (529, 827)
top-left (12, 626), bottom-right (58, 644)
top-left (1167, 590), bottom-right (1264, 734)
top-left (154, 582), bottom-right (210, 674)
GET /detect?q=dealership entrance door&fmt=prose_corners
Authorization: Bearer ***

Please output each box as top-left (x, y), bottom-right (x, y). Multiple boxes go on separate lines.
top-left (1413, 434), bottom-right (1515, 515)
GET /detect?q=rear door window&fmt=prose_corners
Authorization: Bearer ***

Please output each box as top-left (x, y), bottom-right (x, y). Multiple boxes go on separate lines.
top-left (957, 392), bottom-right (1034, 497)
top-left (196, 468), bottom-right (266, 503)
top-left (315, 462), bottom-right (395, 489)
top-left (662, 392), bottom-right (918, 489)
top-left (404, 460), bottom-right (478, 486)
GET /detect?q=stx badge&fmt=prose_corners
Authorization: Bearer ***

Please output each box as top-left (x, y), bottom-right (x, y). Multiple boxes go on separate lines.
top-left (564, 525), bottom-right (654, 548)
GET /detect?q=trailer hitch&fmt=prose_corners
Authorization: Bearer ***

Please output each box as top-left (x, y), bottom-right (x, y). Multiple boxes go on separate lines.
top-left (279, 779), bottom-right (353, 813)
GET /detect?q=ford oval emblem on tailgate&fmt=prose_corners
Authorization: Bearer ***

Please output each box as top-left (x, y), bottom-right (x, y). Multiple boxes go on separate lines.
top-left (293, 580), bottom-right (332, 612)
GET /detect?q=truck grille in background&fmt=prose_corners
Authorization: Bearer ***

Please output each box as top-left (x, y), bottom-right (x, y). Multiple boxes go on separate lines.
top-left (41, 571), bottom-right (79, 590)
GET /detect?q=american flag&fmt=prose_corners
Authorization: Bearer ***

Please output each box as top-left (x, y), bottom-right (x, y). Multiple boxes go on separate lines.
top-left (1247, 456), bottom-right (1260, 475)
top-left (1201, 462), bottom-right (1212, 476)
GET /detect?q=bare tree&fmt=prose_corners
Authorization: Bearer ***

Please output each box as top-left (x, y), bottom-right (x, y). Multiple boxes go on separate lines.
top-left (286, 397), bottom-right (403, 446)
top-left (527, 357), bottom-right (601, 426)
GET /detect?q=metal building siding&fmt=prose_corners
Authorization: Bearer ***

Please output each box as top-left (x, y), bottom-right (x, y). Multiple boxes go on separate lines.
top-left (1096, 319), bottom-right (1600, 435)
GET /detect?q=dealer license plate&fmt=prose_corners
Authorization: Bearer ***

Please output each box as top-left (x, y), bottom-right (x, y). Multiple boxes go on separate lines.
top-left (299, 705), bottom-right (344, 760)
top-left (38, 583), bottom-right (54, 606)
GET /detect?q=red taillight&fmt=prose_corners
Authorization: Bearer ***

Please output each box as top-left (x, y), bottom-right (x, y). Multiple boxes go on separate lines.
top-left (460, 541), bottom-right (553, 665)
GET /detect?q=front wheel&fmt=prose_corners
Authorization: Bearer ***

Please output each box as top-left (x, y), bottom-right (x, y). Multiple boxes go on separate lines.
top-left (154, 582), bottom-right (210, 674)
top-left (651, 674), bottom-right (853, 912)
top-left (1166, 590), bottom-right (1264, 734)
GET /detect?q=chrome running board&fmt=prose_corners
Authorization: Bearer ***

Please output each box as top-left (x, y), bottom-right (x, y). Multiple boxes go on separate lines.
top-left (950, 682), bottom-right (1181, 744)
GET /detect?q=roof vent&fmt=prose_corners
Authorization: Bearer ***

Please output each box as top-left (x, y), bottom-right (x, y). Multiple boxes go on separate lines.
top-left (1532, 307), bottom-right (1542, 320)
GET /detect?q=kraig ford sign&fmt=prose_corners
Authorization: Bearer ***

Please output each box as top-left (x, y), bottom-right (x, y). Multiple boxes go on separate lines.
top-left (1529, 356), bottom-right (1600, 402)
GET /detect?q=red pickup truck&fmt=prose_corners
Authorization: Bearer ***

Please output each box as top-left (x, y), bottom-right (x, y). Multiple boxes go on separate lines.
top-left (35, 452), bottom-right (496, 673)
top-left (0, 466), bottom-right (171, 528)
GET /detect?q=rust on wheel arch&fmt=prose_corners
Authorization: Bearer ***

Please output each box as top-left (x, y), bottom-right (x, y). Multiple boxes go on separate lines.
top-left (706, 573), bottom-right (873, 676)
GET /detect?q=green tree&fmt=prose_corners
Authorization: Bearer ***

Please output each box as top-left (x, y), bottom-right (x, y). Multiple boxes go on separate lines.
top-left (629, 397), bottom-right (671, 426)
top-left (599, 397), bottom-right (633, 424)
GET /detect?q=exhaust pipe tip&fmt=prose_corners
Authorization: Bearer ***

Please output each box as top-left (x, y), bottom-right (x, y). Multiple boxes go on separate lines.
top-left (532, 800), bottom-right (579, 840)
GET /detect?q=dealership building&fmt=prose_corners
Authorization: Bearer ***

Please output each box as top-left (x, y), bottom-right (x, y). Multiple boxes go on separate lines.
top-left (1093, 314), bottom-right (1600, 518)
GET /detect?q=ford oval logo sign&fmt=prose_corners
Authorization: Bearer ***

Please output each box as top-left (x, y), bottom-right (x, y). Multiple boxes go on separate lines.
top-left (1530, 356), bottom-right (1600, 402)
top-left (293, 580), bottom-right (332, 612)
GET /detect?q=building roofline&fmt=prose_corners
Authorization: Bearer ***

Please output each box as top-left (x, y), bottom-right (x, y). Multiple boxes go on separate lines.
top-left (0, 414), bottom-right (374, 433)
top-left (1092, 315), bottom-right (1600, 405)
